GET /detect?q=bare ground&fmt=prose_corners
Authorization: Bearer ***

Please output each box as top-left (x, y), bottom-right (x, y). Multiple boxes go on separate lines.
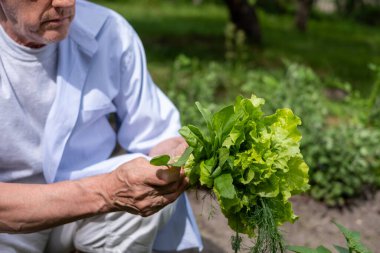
top-left (187, 190), bottom-right (380, 253)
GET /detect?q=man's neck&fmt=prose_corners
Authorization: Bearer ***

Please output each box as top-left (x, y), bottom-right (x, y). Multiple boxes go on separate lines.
top-left (0, 22), bottom-right (45, 49)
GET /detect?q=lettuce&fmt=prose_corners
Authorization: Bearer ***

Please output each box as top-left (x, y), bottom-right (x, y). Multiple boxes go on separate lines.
top-left (180, 95), bottom-right (310, 252)
top-left (151, 95), bottom-right (310, 252)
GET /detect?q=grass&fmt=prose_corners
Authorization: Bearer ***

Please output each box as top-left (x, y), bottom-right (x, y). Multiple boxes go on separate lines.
top-left (92, 0), bottom-right (380, 96)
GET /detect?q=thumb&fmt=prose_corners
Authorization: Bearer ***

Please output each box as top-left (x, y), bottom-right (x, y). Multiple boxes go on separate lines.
top-left (155, 166), bottom-right (182, 184)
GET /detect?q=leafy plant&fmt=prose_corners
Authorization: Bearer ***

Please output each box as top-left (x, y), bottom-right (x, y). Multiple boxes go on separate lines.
top-left (151, 95), bottom-right (310, 252)
top-left (307, 123), bottom-right (380, 206)
top-left (224, 23), bottom-right (249, 64)
top-left (167, 55), bottom-right (223, 129)
top-left (288, 221), bottom-right (373, 253)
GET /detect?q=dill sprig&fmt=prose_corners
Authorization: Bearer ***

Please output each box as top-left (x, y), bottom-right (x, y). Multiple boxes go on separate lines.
top-left (250, 198), bottom-right (285, 253)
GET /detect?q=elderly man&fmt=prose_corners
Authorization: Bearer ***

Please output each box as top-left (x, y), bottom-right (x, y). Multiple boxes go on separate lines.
top-left (0, 0), bottom-right (202, 252)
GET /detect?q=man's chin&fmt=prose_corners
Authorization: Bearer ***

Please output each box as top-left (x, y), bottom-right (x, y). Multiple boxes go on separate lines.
top-left (40, 29), bottom-right (70, 44)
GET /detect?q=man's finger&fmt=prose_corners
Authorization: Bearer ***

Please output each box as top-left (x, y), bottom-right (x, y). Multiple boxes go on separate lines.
top-left (154, 167), bottom-right (182, 185)
top-left (161, 177), bottom-right (189, 202)
top-left (154, 181), bottom-right (181, 195)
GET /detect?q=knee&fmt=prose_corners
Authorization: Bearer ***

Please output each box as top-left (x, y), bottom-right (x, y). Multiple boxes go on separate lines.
top-left (73, 201), bottom-right (177, 252)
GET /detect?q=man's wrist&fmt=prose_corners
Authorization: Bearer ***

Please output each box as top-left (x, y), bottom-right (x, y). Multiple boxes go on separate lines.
top-left (76, 174), bottom-right (114, 215)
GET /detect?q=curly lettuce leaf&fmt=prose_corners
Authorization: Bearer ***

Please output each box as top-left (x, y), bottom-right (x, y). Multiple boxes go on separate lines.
top-left (178, 95), bottom-right (310, 248)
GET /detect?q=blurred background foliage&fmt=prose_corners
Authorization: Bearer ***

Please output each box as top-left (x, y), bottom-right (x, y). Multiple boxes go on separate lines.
top-left (94, 0), bottom-right (380, 96)
top-left (93, 0), bottom-right (380, 206)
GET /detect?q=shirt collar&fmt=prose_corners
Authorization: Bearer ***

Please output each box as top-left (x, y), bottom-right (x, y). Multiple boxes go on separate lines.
top-left (65, 0), bottom-right (110, 57)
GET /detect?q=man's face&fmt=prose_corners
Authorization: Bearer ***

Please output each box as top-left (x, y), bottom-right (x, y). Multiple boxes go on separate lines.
top-left (0, 0), bottom-right (75, 48)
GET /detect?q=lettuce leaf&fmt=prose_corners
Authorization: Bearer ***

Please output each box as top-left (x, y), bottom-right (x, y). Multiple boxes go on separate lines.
top-left (181, 95), bottom-right (310, 238)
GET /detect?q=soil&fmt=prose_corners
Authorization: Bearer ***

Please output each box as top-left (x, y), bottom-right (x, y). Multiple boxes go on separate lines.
top-left (187, 190), bottom-right (380, 253)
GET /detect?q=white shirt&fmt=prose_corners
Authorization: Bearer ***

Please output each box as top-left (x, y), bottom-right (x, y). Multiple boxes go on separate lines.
top-left (0, 26), bottom-right (58, 182)
top-left (0, 0), bottom-right (203, 250)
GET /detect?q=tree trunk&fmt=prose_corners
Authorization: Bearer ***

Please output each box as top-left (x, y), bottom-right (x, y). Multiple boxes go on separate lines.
top-left (223, 0), bottom-right (262, 45)
top-left (345, 0), bottom-right (359, 14)
top-left (295, 0), bottom-right (315, 32)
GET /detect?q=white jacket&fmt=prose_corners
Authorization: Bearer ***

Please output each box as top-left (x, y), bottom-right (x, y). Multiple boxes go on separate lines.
top-left (41, 0), bottom-right (202, 251)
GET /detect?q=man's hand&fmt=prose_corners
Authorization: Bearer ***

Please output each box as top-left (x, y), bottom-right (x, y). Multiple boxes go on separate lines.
top-left (149, 136), bottom-right (189, 158)
top-left (103, 157), bottom-right (188, 217)
top-left (101, 137), bottom-right (190, 217)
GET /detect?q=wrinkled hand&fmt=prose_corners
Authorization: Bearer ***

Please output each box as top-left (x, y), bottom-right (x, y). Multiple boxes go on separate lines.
top-left (103, 157), bottom-right (188, 217)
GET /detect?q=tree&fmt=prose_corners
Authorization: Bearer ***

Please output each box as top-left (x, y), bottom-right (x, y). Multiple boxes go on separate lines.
top-left (223, 0), bottom-right (262, 45)
top-left (295, 0), bottom-right (315, 32)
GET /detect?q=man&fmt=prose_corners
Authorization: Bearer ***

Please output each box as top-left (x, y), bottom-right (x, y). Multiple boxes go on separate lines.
top-left (0, 0), bottom-right (202, 252)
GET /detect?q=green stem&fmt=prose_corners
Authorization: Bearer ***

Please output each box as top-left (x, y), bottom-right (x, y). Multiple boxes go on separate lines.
top-left (235, 229), bottom-right (239, 253)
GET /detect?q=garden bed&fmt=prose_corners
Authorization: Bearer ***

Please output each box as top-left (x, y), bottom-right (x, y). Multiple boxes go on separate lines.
top-left (187, 190), bottom-right (380, 252)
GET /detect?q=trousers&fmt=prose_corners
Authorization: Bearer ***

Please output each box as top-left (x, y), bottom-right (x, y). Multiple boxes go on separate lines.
top-left (0, 202), bottom-right (175, 253)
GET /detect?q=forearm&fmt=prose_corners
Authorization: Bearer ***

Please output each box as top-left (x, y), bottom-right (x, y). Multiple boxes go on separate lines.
top-left (0, 155), bottom-right (187, 234)
top-left (0, 174), bottom-right (110, 234)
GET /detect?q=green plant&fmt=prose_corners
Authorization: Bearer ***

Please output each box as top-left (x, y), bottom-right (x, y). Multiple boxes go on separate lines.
top-left (224, 23), bottom-right (249, 64)
top-left (308, 123), bottom-right (380, 205)
top-left (288, 221), bottom-right (373, 253)
top-left (167, 55), bottom-right (223, 129)
top-left (152, 95), bottom-right (310, 252)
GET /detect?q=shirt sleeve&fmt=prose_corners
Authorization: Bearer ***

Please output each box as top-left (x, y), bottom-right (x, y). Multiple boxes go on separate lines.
top-left (113, 27), bottom-right (181, 155)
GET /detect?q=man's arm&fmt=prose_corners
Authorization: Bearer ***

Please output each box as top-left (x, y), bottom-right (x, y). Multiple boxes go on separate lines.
top-left (0, 157), bottom-right (188, 234)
